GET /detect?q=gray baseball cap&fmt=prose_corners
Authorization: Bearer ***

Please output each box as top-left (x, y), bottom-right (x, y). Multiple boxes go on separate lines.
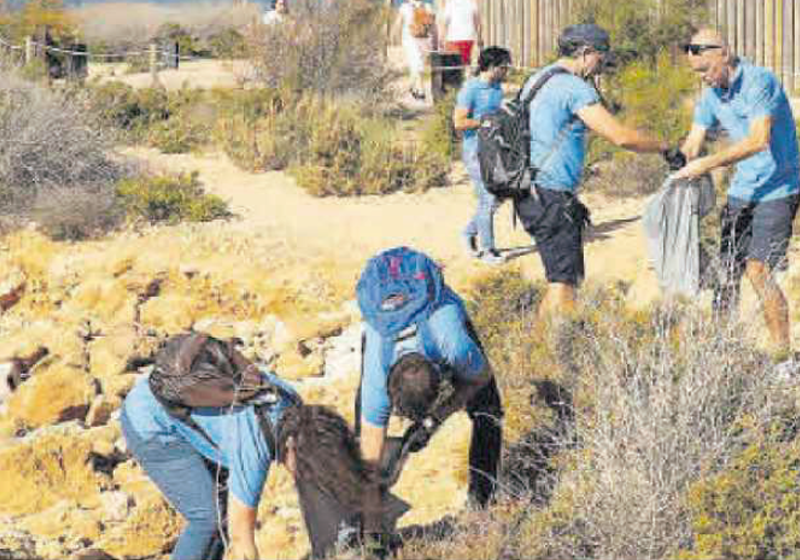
top-left (558, 24), bottom-right (611, 52)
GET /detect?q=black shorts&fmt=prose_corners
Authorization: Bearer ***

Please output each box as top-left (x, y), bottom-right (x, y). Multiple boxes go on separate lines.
top-left (515, 186), bottom-right (589, 286)
top-left (720, 194), bottom-right (800, 275)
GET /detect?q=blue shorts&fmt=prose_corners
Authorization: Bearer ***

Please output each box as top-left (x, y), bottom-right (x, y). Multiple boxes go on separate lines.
top-left (720, 194), bottom-right (799, 272)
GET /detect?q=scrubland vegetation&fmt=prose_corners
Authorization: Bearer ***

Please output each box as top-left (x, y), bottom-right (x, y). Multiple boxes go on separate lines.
top-left (384, 271), bottom-right (800, 560)
top-left (2, 1), bottom-right (800, 559)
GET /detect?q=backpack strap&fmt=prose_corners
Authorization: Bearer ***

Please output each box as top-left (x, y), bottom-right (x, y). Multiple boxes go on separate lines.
top-left (518, 66), bottom-right (571, 109)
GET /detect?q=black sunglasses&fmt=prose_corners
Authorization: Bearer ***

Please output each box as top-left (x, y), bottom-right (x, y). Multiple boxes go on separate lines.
top-left (682, 43), bottom-right (723, 55)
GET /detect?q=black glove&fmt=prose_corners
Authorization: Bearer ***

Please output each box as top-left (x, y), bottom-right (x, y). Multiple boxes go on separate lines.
top-left (403, 416), bottom-right (439, 453)
top-left (663, 147), bottom-right (687, 171)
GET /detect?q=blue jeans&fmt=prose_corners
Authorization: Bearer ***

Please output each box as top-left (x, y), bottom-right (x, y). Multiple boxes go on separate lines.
top-left (462, 144), bottom-right (501, 251)
top-left (121, 411), bottom-right (226, 560)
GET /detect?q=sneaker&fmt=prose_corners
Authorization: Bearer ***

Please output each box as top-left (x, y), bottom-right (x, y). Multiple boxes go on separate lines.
top-left (462, 234), bottom-right (480, 258)
top-left (479, 249), bottom-right (506, 265)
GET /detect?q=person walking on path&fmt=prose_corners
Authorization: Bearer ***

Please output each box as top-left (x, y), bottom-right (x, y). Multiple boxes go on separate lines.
top-left (439, 0), bottom-right (482, 67)
top-left (515, 23), bottom-right (681, 324)
top-left (121, 335), bottom-right (384, 560)
top-left (672, 27), bottom-right (800, 362)
top-left (455, 46), bottom-right (512, 264)
top-left (355, 247), bottom-right (504, 510)
top-left (394, 0), bottom-right (437, 100)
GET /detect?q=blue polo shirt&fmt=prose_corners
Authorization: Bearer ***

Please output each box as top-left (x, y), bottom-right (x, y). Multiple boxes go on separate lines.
top-left (456, 77), bottom-right (505, 153)
top-left (521, 64), bottom-right (601, 192)
top-left (361, 287), bottom-right (488, 428)
top-left (693, 59), bottom-right (800, 202)
top-left (122, 370), bottom-right (300, 508)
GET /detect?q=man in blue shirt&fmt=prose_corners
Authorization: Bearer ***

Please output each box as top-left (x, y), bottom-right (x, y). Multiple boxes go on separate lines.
top-left (455, 46), bottom-right (512, 264)
top-left (516, 24), bottom-right (677, 323)
top-left (356, 261), bottom-right (503, 509)
top-left (673, 28), bottom-right (800, 360)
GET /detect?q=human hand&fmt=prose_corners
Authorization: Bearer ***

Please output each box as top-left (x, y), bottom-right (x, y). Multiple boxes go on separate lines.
top-left (662, 147), bottom-right (687, 171)
top-left (671, 157), bottom-right (708, 181)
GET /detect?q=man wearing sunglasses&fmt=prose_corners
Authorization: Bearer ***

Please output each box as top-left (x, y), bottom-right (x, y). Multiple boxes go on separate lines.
top-left (515, 24), bottom-right (678, 324)
top-left (673, 28), bottom-right (800, 363)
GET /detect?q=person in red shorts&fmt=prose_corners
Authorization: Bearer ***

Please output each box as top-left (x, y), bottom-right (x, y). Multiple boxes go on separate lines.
top-left (440, 0), bottom-right (482, 66)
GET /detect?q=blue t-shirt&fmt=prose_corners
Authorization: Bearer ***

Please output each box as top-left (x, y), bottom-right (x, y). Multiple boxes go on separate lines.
top-left (123, 370), bottom-right (300, 508)
top-left (522, 64), bottom-right (601, 192)
top-left (456, 77), bottom-right (505, 153)
top-left (693, 59), bottom-right (800, 202)
top-left (360, 287), bottom-right (488, 428)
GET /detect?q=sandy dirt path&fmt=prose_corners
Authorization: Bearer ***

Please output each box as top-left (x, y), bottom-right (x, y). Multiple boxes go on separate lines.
top-left (126, 146), bottom-right (660, 304)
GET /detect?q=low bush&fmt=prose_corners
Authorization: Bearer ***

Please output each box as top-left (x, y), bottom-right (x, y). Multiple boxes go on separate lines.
top-left (583, 53), bottom-right (696, 196)
top-left (418, 89), bottom-right (459, 162)
top-left (29, 186), bottom-right (125, 241)
top-left (0, 70), bottom-right (125, 216)
top-left (115, 172), bottom-right (231, 225)
top-left (387, 272), bottom-right (791, 560)
top-left (248, 0), bottom-right (394, 103)
top-left (86, 82), bottom-right (209, 153)
top-left (679, 421), bottom-right (800, 560)
top-left (214, 91), bottom-right (449, 196)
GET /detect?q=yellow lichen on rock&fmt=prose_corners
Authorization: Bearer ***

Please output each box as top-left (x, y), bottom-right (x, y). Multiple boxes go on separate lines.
top-left (0, 423), bottom-right (113, 516)
top-left (6, 363), bottom-right (97, 429)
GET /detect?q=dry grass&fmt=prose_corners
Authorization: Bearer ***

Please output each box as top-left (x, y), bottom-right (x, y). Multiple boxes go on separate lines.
top-left (393, 273), bottom-right (795, 560)
top-left (0, 68), bottom-right (129, 238)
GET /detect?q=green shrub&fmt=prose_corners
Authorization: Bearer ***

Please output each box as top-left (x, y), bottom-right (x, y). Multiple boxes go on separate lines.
top-left (679, 423), bottom-right (800, 560)
top-left (570, 0), bottom-right (705, 65)
top-left (116, 172), bottom-right (231, 224)
top-left (583, 53), bottom-right (696, 196)
top-left (249, 0), bottom-right (393, 102)
top-left (285, 96), bottom-right (448, 196)
top-left (208, 28), bottom-right (248, 59)
top-left (87, 83), bottom-right (209, 152)
top-left (419, 89), bottom-right (459, 162)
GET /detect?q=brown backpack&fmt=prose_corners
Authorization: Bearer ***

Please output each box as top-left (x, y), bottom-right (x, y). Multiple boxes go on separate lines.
top-left (147, 332), bottom-right (299, 451)
top-left (410, 5), bottom-right (434, 39)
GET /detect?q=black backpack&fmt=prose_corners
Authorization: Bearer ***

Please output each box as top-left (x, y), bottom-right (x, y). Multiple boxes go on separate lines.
top-left (477, 66), bottom-right (569, 199)
top-left (146, 332), bottom-right (300, 454)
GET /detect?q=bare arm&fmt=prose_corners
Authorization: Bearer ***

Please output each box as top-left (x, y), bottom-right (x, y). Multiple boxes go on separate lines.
top-left (680, 123), bottom-right (708, 160)
top-left (360, 418), bottom-right (387, 466)
top-left (577, 103), bottom-right (668, 153)
top-left (453, 106), bottom-right (480, 132)
top-left (674, 116), bottom-right (772, 179)
top-left (228, 495), bottom-right (259, 560)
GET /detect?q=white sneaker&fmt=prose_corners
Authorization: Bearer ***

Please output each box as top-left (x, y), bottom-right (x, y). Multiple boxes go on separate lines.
top-left (479, 249), bottom-right (506, 265)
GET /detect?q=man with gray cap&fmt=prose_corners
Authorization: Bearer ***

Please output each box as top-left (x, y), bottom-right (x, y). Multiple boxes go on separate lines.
top-left (516, 23), bottom-right (683, 323)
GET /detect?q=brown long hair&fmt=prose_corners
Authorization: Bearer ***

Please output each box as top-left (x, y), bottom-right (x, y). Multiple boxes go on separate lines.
top-left (277, 404), bottom-right (378, 513)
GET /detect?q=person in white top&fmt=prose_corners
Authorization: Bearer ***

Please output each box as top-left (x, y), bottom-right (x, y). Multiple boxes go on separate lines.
top-left (263, 0), bottom-right (288, 25)
top-left (393, 0), bottom-right (437, 100)
top-left (439, 0), bottom-right (482, 67)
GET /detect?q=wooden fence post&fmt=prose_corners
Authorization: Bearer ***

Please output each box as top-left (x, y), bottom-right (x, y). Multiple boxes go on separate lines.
top-left (149, 42), bottom-right (162, 88)
top-left (794, 0), bottom-right (800, 94)
top-left (24, 36), bottom-right (34, 66)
